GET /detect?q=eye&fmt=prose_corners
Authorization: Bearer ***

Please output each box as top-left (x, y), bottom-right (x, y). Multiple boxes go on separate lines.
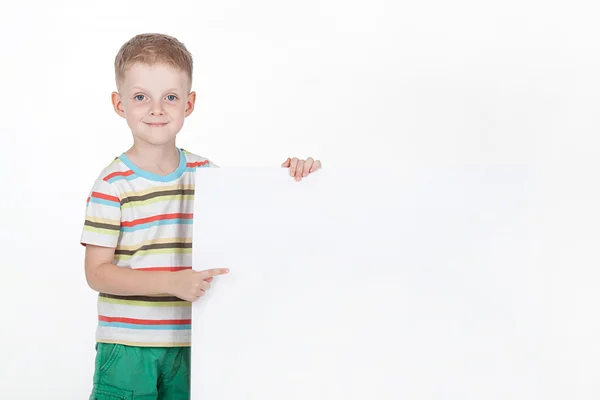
top-left (166, 95), bottom-right (178, 101)
top-left (134, 94), bottom-right (146, 101)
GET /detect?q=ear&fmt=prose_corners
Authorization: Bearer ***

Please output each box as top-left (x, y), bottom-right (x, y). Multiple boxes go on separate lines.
top-left (185, 91), bottom-right (196, 117)
top-left (111, 92), bottom-right (126, 118)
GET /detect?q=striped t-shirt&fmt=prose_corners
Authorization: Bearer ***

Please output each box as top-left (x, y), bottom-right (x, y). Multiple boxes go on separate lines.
top-left (80, 148), bottom-right (214, 347)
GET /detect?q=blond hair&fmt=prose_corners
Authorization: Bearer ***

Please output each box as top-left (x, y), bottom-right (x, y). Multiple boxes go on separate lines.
top-left (114, 33), bottom-right (193, 89)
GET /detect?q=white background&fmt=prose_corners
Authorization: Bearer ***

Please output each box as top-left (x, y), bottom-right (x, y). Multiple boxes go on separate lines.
top-left (2, 0), bottom-right (600, 398)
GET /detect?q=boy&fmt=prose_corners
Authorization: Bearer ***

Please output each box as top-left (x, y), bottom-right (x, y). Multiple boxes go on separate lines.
top-left (81, 33), bottom-right (321, 400)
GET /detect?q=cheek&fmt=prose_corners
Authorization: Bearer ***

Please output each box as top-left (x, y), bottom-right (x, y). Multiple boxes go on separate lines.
top-left (125, 103), bottom-right (148, 119)
top-left (166, 103), bottom-right (187, 118)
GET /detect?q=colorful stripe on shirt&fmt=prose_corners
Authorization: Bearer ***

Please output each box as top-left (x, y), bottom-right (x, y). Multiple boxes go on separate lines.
top-left (120, 213), bottom-right (193, 232)
top-left (186, 160), bottom-right (209, 172)
top-left (87, 191), bottom-right (120, 208)
top-left (120, 184), bottom-right (195, 209)
top-left (99, 293), bottom-right (190, 307)
top-left (104, 170), bottom-right (136, 183)
top-left (83, 216), bottom-right (121, 236)
top-left (114, 237), bottom-right (192, 260)
top-left (98, 315), bottom-right (191, 330)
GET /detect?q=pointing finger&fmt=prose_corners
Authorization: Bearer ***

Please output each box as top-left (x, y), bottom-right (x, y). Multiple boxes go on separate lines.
top-left (198, 268), bottom-right (230, 279)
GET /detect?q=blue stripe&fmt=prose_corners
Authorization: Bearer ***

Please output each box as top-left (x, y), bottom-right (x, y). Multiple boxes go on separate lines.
top-left (119, 148), bottom-right (187, 182)
top-left (106, 174), bottom-right (138, 184)
top-left (121, 218), bottom-right (193, 233)
top-left (99, 321), bottom-right (191, 330)
top-left (90, 198), bottom-right (120, 207)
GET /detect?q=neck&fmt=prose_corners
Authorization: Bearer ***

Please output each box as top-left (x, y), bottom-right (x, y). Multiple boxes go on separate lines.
top-left (129, 140), bottom-right (179, 161)
top-left (125, 140), bottom-right (181, 176)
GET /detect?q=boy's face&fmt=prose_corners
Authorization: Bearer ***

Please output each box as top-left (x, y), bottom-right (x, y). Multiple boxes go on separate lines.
top-left (111, 63), bottom-right (195, 147)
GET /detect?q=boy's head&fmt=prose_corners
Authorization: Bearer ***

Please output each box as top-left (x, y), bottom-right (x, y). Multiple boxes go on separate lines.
top-left (111, 33), bottom-right (196, 147)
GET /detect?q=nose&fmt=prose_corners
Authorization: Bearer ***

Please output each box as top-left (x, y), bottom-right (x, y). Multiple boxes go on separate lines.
top-left (150, 101), bottom-right (164, 116)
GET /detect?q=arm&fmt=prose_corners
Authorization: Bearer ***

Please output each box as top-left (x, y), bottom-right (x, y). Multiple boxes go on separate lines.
top-left (84, 244), bottom-right (174, 296)
top-left (85, 244), bottom-right (229, 300)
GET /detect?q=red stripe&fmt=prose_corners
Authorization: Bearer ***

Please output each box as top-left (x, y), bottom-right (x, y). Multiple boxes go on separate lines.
top-left (187, 160), bottom-right (209, 168)
top-left (99, 316), bottom-right (191, 325)
top-left (136, 266), bottom-right (192, 272)
top-left (104, 170), bottom-right (135, 181)
top-left (121, 213), bottom-right (193, 227)
top-left (91, 191), bottom-right (120, 203)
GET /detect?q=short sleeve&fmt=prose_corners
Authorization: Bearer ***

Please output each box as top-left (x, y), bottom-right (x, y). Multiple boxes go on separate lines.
top-left (80, 178), bottom-right (122, 248)
top-left (210, 160), bottom-right (220, 168)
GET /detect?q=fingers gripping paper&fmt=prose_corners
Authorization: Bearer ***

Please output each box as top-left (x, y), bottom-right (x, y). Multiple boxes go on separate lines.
top-left (191, 167), bottom-right (540, 399)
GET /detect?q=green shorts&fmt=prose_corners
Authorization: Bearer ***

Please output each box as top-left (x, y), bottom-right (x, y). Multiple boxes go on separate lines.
top-left (89, 343), bottom-right (191, 400)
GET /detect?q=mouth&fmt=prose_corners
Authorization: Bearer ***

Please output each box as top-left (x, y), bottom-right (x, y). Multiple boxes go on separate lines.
top-left (145, 122), bottom-right (169, 127)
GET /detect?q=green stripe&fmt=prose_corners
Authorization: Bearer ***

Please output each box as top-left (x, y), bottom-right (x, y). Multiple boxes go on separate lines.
top-left (99, 296), bottom-right (190, 307)
top-left (121, 195), bottom-right (194, 209)
top-left (84, 226), bottom-right (120, 236)
top-left (115, 248), bottom-right (192, 260)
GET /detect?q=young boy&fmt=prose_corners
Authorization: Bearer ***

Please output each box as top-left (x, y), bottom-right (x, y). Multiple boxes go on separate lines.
top-left (81, 33), bottom-right (321, 400)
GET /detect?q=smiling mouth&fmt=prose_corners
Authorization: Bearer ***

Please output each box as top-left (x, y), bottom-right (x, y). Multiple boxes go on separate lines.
top-left (145, 122), bottom-right (168, 127)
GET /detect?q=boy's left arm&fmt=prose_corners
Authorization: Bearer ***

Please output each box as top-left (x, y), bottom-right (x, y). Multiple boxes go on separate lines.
top-left (282, 157), bottom-right (322, 181)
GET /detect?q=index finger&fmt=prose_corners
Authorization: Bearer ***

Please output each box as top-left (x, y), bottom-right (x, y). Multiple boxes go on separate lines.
top-left (198, 268), bottom-right (230, 278)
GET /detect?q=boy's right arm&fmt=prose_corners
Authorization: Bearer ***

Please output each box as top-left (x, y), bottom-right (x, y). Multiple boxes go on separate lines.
top-left (85, 244), bottom-right (173, 296)
top-left (84, 244), bottom-right (228, 302)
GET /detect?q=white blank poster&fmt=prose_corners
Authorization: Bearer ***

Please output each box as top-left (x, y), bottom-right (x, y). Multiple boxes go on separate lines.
top-left (191, 167), bottom-right (541, 399)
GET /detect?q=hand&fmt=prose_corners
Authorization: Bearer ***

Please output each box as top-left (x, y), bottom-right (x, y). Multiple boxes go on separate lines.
top-left (281, 157), bottom-right (322, 181)
top-left (167, 268), bottom-right (229, 302)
